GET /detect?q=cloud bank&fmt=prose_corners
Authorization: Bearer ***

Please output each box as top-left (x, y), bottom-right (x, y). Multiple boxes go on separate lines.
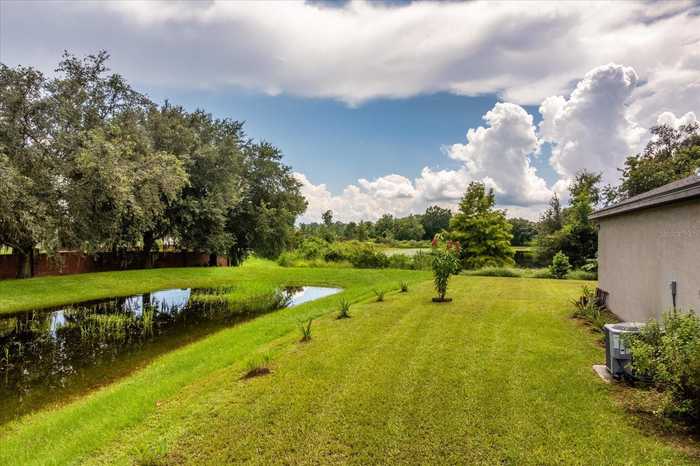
top-left (3, 0), bottom-right (699, 221)
top-left (297, 63), bottom-right (698, 222)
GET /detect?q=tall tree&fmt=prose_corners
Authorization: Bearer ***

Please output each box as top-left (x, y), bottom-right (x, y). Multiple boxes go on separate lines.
top-left (374, 214), bottom-right (395, 240)
top-left (536, 170), bottom-right (600, 267)
top-left (49, 53), bottom-right (188, 263)
top-left (606, 122), bottom-right (700, 203)
top-left (508, 217), bottom-right (537, 246)
top-left (0, 64), bottom-right (58, 277)
top-left (421, 205), bottom-right (451, 240)
top-left (394, 215), bottom-right (425, 241)
top-left (322, 210), bottom-right (333, 227)
top-left (165, 110), bottom-right (243, 263)
top-left (448, 182), bottom-right (514, 269)
top-left (538, 193), bottom-right (563, 236)
top-left (227, 141), bottom-right (306, 262)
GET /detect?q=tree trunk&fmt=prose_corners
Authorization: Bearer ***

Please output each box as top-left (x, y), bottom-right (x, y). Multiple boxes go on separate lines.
top-left (17, 249), bottom-right (34, 279)
top-left (142, 231), bottom-right (155, 269)
top-left (208, 253), bottom-right (217, 267)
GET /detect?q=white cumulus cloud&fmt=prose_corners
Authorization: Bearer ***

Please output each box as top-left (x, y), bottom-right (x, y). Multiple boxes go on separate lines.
top-left (538, 63), bottom-right (645, 187)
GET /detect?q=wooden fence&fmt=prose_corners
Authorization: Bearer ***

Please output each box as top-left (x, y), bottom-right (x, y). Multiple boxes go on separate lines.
top-left (0, 251), bottom-right (230, 280)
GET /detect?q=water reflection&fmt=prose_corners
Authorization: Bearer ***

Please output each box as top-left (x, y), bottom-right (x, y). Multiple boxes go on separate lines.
top-left (0, 285), bottom-right (340, 422)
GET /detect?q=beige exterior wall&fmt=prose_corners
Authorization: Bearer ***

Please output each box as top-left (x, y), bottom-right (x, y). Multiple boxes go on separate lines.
top-left (597, 200), bottom-right (700, 322)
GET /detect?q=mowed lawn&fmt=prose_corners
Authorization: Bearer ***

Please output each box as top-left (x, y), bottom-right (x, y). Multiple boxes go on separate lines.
top-left (0, 264), bottom-right (695, 465)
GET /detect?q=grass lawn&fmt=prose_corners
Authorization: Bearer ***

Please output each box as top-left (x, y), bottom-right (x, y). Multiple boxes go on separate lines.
top-left (0, 262), bottom-right (696, 465)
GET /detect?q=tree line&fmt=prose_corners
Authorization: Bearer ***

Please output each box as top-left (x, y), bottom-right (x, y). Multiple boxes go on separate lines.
top-left (299, 205), bottom-right (452, 243)
top-left (298, 117), bottom-right (699, 272)
top-left (0, 52), bottom-right (306, 278)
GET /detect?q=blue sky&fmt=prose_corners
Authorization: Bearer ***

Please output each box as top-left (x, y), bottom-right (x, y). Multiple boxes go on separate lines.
top-left (148, 87), bottom-right (554, 193)
top-left (2, 1), bottom-right (698, 221)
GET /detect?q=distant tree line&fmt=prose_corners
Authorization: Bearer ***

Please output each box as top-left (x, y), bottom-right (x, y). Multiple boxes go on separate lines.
top-left (299, 205), bottom-right (452, 242)
top-left (0, 52), bottom-right (306, 277)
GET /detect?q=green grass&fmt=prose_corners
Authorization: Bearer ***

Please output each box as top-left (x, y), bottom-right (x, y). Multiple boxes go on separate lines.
top-left (0, 263), bottom-right (695, 464)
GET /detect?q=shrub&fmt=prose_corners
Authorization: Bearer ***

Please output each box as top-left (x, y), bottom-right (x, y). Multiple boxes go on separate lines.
top-left (627, 310), bottom-right (700, 421)
top-left (337, 299), bottom-right (351, 319)
top-left (298, 318), bottom-right (313, 342)
top-left (399, 281), bottom-right (409, 293)
top-left (298, 237), bottom-right (330, 259)
top-left (431, 236), bottom-right (461, 302)
top-left (276, 251), bottom-right (297, 267)
top-left (350, 247), bottom-right (389, 268)
top-left (571, 285), bottom-right (609, 331)
top-left (387, 254), bottom-right (413, 269)
top-left (373, 289), bottom-right (385, 302)
top-left (549, 251), bottom-right (571, 279)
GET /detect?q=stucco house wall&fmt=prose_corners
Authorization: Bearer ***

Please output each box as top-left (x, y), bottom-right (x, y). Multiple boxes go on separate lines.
top-left (596, 200), bottom-right (700, 322)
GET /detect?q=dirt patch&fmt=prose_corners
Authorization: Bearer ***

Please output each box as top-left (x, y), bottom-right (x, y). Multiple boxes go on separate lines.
top-left (432, 297), bottom-right (453, 303)
top-left (242, 367), bottom-right (271, 380)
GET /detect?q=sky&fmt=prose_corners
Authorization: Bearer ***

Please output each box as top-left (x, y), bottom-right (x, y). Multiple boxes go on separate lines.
top-left (1, 0), bottom-right (699, 222)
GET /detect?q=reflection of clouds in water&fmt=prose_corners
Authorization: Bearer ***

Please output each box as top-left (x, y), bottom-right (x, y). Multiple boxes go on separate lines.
top-left (49, 310), bottom-right (66, 336)
top-left (288, 287), bottom-right (342, 307)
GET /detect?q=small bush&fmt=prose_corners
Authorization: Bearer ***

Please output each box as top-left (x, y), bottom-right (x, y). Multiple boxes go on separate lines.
top-left (244, 353), bottom-right (272, 378)
top-left (299, 318), bottom-right (313, 342)
top-left (431, 237), bottom-right (461, 302)
top-left (387, 254), bottom-right (413, 269)
top-left (571, 285), bottom-right (610, 331)
top-left (350, 247), bottom-right (389, 268)
top-left (277, 251), bottom-right (298, 267)
top-left (627, 310), bottom-right (700, 421)
top-left (298, 237), bottom-right (330, 259)
top-left (550, 251), bottom-right (571, 279)
top-left (399, 281), bottom-right (409, 293)
top-left (373, 289), bottom-right (385, 302)
top-left (337, 299), bottom-right (351, 319)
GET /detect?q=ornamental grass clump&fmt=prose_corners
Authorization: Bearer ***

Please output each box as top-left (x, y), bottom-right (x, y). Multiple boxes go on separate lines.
top-left (430, 234), bottom-right (462, 303)
top-left (337, 299), bottom-right (351, 319)
top-left (373, 289), bottom-right (385, 302)
top-left (399, 281), bottom-right (409, 293)
top-left (299, 318), bottom-right (313, 342)
top-left (243, 352), bottom-right (272, 379)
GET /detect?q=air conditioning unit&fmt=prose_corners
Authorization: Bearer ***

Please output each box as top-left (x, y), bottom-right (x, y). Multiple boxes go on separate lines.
top-left (603, 322), bottom-right (645, 378)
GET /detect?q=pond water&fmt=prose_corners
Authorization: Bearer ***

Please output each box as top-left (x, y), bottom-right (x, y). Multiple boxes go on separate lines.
top-left (0, 285), bottom-right (340, 423)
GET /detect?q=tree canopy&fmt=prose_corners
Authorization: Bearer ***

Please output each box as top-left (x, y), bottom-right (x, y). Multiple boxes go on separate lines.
top-left (606, 121), bottom-right (700, 203)
top-left (0, 52), bottom-right (305, 277)
top-left (447, 182), bottom-right (514, 269)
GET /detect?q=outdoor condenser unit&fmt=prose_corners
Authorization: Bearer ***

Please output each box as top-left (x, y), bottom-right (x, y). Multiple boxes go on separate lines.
top-left (603, 322), bottom-right (645, 378)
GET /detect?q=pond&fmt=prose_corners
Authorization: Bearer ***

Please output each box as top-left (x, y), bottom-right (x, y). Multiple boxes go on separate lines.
top-left (0, 285), bottom-right (340, 423)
